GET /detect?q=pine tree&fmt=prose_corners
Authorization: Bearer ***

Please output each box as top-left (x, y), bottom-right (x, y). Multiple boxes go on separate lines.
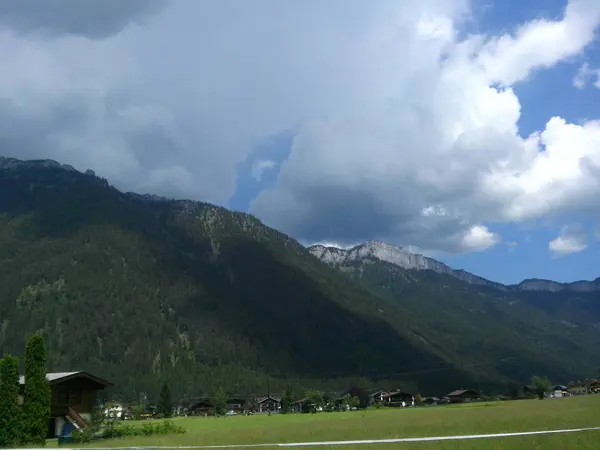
top-left (22, 335), bottom-right (51, 446)
top-left (0, 355), bottom-right (22, 448)
top-left (213, 386), bottom-right (227, 416)
top-left (158, 383), bottom-right (173, 418)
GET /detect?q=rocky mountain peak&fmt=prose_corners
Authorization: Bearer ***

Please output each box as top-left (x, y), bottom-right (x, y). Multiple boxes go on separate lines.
top-left (308, 241), bottom-right (600, 293)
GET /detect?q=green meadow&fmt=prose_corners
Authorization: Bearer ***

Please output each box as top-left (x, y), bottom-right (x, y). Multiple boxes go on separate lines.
top-left (75, 395), bottom-right (600, 450)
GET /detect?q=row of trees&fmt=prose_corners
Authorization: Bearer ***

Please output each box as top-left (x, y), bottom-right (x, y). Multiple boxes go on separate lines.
top-left (0, 335), bottom-right (51, 448)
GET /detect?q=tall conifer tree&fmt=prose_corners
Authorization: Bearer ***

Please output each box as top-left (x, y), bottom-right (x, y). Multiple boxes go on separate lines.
top-left (23, 335), bottom-right (51, 445)
top-left (0, 355), bottom-right (22, 447)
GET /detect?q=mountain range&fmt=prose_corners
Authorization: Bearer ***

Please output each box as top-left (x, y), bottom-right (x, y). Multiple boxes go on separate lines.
top-left (309, 241), bottom-right (600, 293)
top-left (0, 156), bottom-right (598, 402)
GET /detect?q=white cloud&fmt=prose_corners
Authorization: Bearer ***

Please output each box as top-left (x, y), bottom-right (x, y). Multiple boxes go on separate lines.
top-left (2, 0), bottom-right (600, 254)
top-left (251, 160), bottom-right (277, 182)
top-left (251, 0), bottom-right (600, 252)
top-left (573, 62), bottom-right (600, 89)
top-left (461, 225), bottom-right (500, 252)
top-left (549, 225), bottom-right (588, 257)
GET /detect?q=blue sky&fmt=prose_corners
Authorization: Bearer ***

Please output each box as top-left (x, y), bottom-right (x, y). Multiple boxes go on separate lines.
top-left (228, 0), bottom-right (600, 285)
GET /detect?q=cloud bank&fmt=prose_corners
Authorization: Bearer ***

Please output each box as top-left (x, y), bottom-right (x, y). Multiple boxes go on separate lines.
top-left (1, 0), bottom-right (600, 254)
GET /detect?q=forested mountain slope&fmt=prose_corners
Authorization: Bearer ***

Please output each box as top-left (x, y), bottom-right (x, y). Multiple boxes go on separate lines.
top-left (310, 247), bottom-right (600, 385)
top-left (2, 158), bottom-right (597, 403)
top-left (0, 160), bottom-right (476, 401)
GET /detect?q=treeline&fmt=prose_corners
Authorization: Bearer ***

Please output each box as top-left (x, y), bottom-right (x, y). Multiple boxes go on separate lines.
top-left (0, 335), bottom-right (51, 448)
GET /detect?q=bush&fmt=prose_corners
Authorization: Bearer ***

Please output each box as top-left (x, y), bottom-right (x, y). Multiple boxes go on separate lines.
top-left (72, 419), bottom-right (185, 443)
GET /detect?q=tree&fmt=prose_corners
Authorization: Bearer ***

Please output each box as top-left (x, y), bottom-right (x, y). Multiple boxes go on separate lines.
top-left (158, 383), bottom-right (173, 418)
top-left (349, 395), bottom-right (361, 410)
top-left (0, 355), bottom-right (22, 447)
top-left (414, 393), bottom-right (424, 406)
top-left (531, 376), bottom-right (552, 400)
top-left (213, 386), bottom-right (228, 416)
top-left (323, 392), bottom-right (337, 412)
top-left (280, 388), bottom-right (295, 414)
top-left (22, 334), bottom-right (51, 446)
top-left (347, 384), bottom-right (369, 409)
top-left (306, 389), bottom-right (324, 413)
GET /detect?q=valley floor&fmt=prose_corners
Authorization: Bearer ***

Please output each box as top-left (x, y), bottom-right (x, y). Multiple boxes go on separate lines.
top-left (64, 395), bottom-right (600, 449)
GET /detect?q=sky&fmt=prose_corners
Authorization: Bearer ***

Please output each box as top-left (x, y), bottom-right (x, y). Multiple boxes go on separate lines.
top-left (1, 0), bottom-right (600, 284)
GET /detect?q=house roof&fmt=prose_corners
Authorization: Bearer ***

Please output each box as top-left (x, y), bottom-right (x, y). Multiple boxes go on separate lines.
top-left (19, 371), bottom-right (113, 388)
top-left (446, 389), bottom-right (477, 397)
top-left (256, 396), bottom-right (281, 403)
top-left (382, 391), bottom-right (413, 399)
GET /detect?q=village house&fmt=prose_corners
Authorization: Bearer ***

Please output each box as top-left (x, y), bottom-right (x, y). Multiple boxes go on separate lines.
top-left (187, 397), bottom-right (213, 415)
top-left (381, 390), bottom-right (415, 407)
top-left (226, 397), bottom-right (247, 413)
top-left (291, 397), bottom-right (308, 413)
top-left (256, 395), bottom-right (281, 413)
top-left (568, 379), bottom-right (600, 395)
top-left (19, 371), bottom-right (112, 438)
top-left (445, 389), bottom-right (479, 403)
top-left (367, 390), bottom-right (389, 405)
top-left (422, 396), bottom-right (440, 406)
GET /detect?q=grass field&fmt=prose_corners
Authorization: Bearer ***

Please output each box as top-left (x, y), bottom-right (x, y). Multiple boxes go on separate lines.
top-left (74, 395), bottom-right (600, 449)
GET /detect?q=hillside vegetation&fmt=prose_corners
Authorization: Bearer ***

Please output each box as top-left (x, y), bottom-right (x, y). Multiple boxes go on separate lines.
top-left (1, 162), bottom-right (597, 402)
top-left (327, 258), bottom-right (600, 384)
top-left (0, 165), bottom-right (472, 401)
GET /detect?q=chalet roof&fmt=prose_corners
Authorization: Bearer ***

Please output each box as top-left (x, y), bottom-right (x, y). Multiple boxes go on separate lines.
top-left (19, 371), bottom-right (112, 388)
top-left (368, 390), bottom-right (388, 397)
top-left (446, 389), bottom-right (477, 397)
top-left (256, 396), bottom-right (281, 403)
top-left (382, 391), bottom-right (413, 399)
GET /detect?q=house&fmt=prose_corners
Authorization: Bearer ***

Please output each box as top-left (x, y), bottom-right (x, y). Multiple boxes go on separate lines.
top-left (381, 391), bottom-right (414, 407)
top-left (521, 385), bottom-right (535, 398)
top-left (291, 397), bottom-right (308, 413)
top-left (18, 371), bottom-right (112, 438)
top-left (367, 390), bottom-right (389, 405)
top-left (188, 397), bottom-right (213, 415)
top-left (551, 385), bottom-right (569, 398)
top-left (226, 397), bottom-right (247, 413)
top-left (256, 395), bottom-right (281, 413)
top-left (445, 389), bottom-right (479, 403)
top-left (422, 396), bottom-right (440, 406)
top-left (568, 379), bottom-right (600, 395)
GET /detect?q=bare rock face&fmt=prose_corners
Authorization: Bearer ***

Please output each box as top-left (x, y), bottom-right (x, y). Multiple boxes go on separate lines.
top-left (0, 156), bottom-right (76, 172)
top-left (309, 241), bottom-right (600, 293)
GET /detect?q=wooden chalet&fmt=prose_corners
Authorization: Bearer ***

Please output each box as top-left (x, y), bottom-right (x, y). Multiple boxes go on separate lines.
top-left (445, 389), bottom-right (479, 403)
top-left (291, 397), bottom-right (308, 413)
top-left (381, 390), bottom-right (415, 406)
top-left (422, 396), bottom-right (440, 406)
top-left (367, 390), bottom-right (389, 405)
top-left (256, 395), bottom-right (281, 413)
top-left (227, 397), bottom-right (247, 413)
top-left (188, 397), bottom-right (213, 415)
top-left (19, 371), bottom-right (112, 438)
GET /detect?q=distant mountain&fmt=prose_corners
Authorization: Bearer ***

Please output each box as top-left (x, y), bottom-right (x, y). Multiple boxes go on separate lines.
top-left (309, 241), bottom-right (600, 292)
top-left (309, 240), bottom-right (600, 385)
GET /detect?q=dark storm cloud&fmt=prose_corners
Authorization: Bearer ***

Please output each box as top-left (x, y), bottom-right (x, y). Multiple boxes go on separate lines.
top-left (0, 0), bottom-right (168, 39)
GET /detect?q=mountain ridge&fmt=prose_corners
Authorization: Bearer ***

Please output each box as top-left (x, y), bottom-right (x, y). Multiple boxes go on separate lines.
top-left (2, 155), bottom-right (596, 292)
top-left (308, 241), bottom-right (600, 293)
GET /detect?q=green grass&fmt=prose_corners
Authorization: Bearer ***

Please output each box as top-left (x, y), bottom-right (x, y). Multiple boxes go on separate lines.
top-left (75, 396), bottom-right (600, 449)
